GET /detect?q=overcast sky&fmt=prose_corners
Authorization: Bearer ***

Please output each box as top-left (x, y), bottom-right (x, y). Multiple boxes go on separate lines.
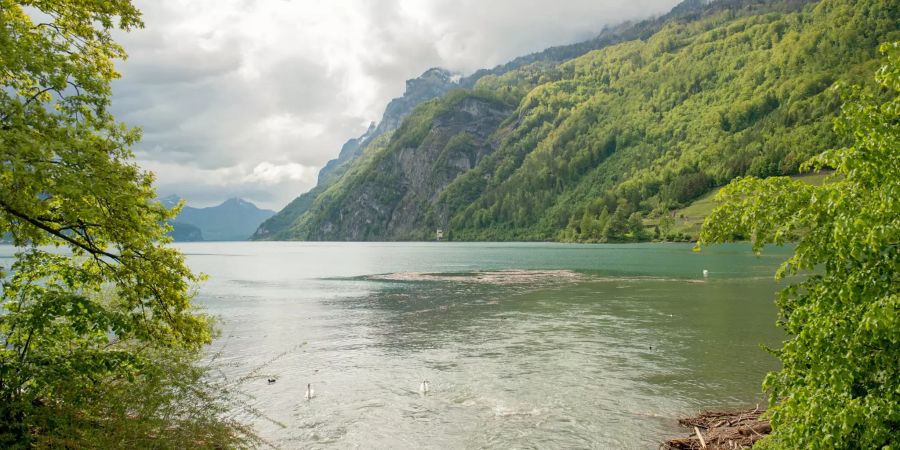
top-left (112, 0), bottom-right (680, 210)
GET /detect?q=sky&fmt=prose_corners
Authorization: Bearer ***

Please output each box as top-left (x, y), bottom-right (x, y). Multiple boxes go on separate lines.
top-left (112, 0), bottom-right (681, 210)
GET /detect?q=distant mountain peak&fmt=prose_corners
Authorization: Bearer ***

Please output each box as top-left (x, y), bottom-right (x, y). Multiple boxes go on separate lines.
top-left (170, 197), bottom-right (275, 241)
top-left (219, 197), bottom-right (273, 212)
top-left (404, 67), bottom-right (460, 95)
top-left (159, 194), bottom-right (182, 208)
top-left (419, 67), bottom-right (456, 82)
top-left (223, 197), bottom-right (249, 206)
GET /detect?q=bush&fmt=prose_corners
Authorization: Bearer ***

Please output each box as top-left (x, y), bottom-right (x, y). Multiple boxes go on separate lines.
top-left (23, 347), bottom-right (258, 449)
top-left (698, 42), bottom-right (900, 449)
top-left (0, 292), bottom-right (260, 449)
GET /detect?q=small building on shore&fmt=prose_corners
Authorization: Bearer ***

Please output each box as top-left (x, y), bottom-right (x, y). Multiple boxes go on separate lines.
top-left (436, 228), bottom-right (444, 241)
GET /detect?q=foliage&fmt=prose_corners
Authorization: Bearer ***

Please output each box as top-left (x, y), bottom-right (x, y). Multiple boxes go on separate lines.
top-left (698, 42), bottom-right (900, 449)
top-left (444, 0), bottom-right (896, 242)
top-left (0, 1), bottom-right (244, 446)
top-left (14, 306), bottom-right (259, 449)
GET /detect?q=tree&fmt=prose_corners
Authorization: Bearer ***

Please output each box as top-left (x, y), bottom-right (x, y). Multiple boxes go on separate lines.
top-left (658, 213), bottom-right (675, 239)
top-left (602, 199), bottom-right (632, 241)
top-left (0, 1), bottom-right (217, 444)
top-left (627, 212), bottom-right (646, 241)
top-left (596, 207), bottom-right (610, 240)
top-left (698, 42), bottom-right (899, 449)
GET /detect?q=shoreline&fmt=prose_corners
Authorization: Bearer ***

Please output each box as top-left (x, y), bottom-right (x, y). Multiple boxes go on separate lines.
top-left (662, 406), bottom-right (771, 449)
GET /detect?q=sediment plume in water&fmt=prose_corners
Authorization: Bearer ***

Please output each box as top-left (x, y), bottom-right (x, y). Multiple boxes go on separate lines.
top-left (365, 269), bottom-right (713, 285)
top-left (367, 269), bottom-right (583, 285)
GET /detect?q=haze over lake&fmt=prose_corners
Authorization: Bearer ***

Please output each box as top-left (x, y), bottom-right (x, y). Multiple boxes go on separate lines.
top-left (172, 242), bottom-right (787, 448)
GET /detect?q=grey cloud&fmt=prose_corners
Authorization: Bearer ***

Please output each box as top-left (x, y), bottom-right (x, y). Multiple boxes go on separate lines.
top-left (112, 0), bottom-right (680, 210)
top-left (265, 57), bottom-right (341, 112)
top-left (124, 50), bottom-right (241, 85)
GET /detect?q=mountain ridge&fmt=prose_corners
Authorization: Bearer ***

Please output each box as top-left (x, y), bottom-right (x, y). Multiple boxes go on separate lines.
top-left (257, 0), bottom-right (897, 242)
top-left (164, 196), bottom-right (275, 241)
top-left (252, 67), bottom-right (463, 239)
top-left (253, 0), bottom-right (741, 241)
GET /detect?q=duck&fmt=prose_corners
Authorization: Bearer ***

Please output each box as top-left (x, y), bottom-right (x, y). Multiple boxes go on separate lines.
top-left (420, 380), bottom-right (430, 394)
top-left (305, 383), bottom-right (315, 400)
top-left (267, 378), bottom-right (276, 384)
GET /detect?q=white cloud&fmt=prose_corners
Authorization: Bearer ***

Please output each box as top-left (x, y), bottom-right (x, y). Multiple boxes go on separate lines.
top-left (112, 0), bottom-right (681, 209)
top-left (257, 114), bottom-right (325, 139)
top-left (245, 162), bottom-right (319, 185)
top-left (139, 160), bottom-right (319, 207)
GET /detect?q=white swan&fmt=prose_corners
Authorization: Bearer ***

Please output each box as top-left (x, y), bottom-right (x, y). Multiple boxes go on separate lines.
top-left (419, 380), bottom-right (430, 394)
top-left (702, 269), bottom-right (709, 278)
top-left (305, 383), bottom-right (315, 400)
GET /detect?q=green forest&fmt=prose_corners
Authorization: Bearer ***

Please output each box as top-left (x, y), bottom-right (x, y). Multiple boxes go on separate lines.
top-left (262, 0), bottom-right (898, 242)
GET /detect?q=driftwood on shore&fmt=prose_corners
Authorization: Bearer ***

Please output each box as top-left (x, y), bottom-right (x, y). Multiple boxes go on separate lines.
top-left (662, 406), bottom-right (771, 450)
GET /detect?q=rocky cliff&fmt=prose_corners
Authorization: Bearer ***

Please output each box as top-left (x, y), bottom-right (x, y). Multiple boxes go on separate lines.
top-left (253, 68), bottom-right (461, 240)
top-left (290, 91), bottom-right (514, 240)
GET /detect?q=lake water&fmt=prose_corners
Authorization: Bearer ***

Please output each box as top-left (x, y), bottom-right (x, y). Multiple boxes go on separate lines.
top-left (174, 242), bottom-right (788, 449)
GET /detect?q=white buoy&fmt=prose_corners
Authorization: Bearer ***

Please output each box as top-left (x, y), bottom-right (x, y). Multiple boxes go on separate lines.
top-left (702, 269), bottom-right (709, 278)
top-left (305, 383), bottom-right (314, 400)
top-left (420, 380), bottom-right (430, 394)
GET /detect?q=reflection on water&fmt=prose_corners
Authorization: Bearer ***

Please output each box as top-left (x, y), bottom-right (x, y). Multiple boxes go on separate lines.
top-left (23, 241), bottom-right (784, 449)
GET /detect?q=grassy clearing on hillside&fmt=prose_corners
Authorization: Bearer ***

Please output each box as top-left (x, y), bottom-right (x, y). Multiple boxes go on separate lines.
top-left (647, 171), bottom-right (833, 240)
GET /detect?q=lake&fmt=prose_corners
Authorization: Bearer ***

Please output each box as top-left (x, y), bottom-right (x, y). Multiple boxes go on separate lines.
top-left (174, 241), bottom-right (788, 449)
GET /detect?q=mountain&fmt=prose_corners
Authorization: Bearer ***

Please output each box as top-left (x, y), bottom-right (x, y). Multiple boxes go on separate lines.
top-left (294, 91), bottom-right (515, 240)
top-left (259, 0), bottom-right (898, 242)
top-left (253, 1), bottom-right (705, 241)
top-left (254, 0), bottom-right (832, 242)
top-left (163, 196), bottom-right (275, 241)
top-left (168, 221), bottom-right (204, 242)
top-left (457, 0), bottom-right (819, 88)
top-left (252, 68), bottom-right (462, 239)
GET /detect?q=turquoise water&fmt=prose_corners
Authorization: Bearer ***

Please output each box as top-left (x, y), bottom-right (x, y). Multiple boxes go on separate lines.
top-left (170, 242), bottom-right (788, 449)
top-left (0, 242), bottom-right (788, 448)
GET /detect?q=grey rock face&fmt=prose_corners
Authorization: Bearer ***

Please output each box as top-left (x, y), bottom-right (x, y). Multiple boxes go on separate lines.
top-left (316, 122), bottom-right (375, 185)
top-left (304, 95), bottom-right (513, 241)
top-left (319, 68), bottom-right (461, 183)
top-left (373, 68), bottom-right (460, 136)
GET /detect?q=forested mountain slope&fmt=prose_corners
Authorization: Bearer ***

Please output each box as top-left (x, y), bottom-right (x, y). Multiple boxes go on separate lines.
top-left (266, 0), bottom-right (898, 241)
top-left (253, 0), bottom-right (780, 241)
